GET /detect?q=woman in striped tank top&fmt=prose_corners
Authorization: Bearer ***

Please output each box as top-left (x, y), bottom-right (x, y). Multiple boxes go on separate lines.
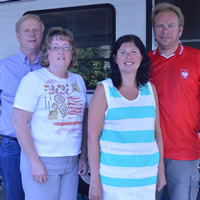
top-left (88, 35), bottom-right (166, 200)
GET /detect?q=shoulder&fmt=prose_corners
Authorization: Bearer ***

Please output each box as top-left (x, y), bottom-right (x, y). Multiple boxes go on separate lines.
top-left (148, 50), bottom-right (157, 63)
top-left (149, 82), bottom-right (158, 98)
top-left (93, 79), bottom-right (110, 98)
top-left (183, 46), bottom-right (200, 55)
top-left (32, 68), bottom-right (45, 75)
top-left (96, 78), bottom-right (116, 100)
top-left (0, 52), bottom-right (24, 76)
top-left (140, 81), bottom-right (153, 96)
top-left (0, 53), bottom-right (19, 66)
top-left (68, 71), bottom-right (81, 78)
top-left (182, 46), bottom-right (200, 67)
top-left (148, 50), bottom-right (155, 59)
top-left (68, 71), bottom-right (84, 82)
top-left (95, 82), bottom-right (104, 93)
top-left (21, 69), bottom-right (43, 83)
top-left (141, 82), bottom-right (157, 95)
top-left (68, 72), bottom-right (87, 93)
top-left (148, 50), bottom-right (154, 56)
top-left (91, 83), bottom-right (106, 105)
top-left (100, 78), bottom-right (113, 87)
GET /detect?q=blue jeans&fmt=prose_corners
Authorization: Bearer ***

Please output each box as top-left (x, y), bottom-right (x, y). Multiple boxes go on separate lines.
top-left (156, 158), bottom-right (199, 200)
top-left (0, 136), bottom-right (24, 200)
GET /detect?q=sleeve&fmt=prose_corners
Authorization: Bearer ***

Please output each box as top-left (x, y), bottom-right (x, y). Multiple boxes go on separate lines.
top-left (13, 72), bottom-right (39, 112)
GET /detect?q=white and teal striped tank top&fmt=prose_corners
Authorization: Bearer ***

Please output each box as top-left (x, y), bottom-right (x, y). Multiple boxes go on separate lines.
top-left (99, 78), bottom-right (159, 191)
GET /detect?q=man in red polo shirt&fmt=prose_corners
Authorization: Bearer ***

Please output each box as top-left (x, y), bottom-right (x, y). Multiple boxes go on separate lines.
top-left (149, 2), bottom-right (200, 200)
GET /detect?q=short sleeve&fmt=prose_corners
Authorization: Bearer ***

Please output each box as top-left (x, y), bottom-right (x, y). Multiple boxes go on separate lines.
top-left (13, 72), bottom-right (39, 112)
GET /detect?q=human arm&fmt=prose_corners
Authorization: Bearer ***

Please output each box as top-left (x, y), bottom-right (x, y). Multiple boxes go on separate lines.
top-left (12, 108), bottom-right (48, 184)
top-left (78, 108), bottom-right (88, 176)
top-left (88, 84), bottom-right (107, 200)
top-left (151, 83), bottom-right (166, 191)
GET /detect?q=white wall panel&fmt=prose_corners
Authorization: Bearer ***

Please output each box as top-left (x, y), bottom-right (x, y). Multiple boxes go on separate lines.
top-left (0, 0), bottom-right (146, 59)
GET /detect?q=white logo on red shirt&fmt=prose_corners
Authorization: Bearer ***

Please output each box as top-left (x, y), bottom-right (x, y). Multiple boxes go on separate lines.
top-left (180, 69), bottom-right (189, 79)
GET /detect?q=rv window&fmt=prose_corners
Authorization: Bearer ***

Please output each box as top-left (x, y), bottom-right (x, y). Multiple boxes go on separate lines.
top-left (25, 4), bottom-right (115, 90)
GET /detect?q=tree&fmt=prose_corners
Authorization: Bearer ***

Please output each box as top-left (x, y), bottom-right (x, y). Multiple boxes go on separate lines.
top-left (70, 46), bottom-right (111, 89)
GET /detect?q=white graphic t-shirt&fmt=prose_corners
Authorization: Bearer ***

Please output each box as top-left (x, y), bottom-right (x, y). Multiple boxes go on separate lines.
top-left (14, 68), bottom-right (87, 157)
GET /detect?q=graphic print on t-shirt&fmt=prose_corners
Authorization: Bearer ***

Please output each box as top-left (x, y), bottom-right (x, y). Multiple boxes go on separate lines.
top-left (43, 79), bottom-right (84, 136)
top-left (180, 69), bottom-right (189, 79)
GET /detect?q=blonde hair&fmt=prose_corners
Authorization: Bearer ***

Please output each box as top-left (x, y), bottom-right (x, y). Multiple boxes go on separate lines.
top-left (15, 14), bottom-right (44, 33)
top-left (152, 2), bottom-right (184, 28)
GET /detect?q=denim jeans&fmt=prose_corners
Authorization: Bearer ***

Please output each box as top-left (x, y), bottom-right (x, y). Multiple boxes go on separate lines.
top-left (0, 136), bottom-right (24, 200)
top-left (156, 158), bottom-right (199, 200)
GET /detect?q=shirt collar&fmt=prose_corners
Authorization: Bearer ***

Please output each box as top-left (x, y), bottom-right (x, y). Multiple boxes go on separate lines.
top-left (18, 50), bottom-right (41, 65)
top-left (153, 43), bottom-right (184, 59)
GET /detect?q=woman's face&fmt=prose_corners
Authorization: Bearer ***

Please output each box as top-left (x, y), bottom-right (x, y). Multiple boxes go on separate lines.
top-left (115, 41), bottom-right (143, 75)
top-left (48, 36), bottom-right (73, 72)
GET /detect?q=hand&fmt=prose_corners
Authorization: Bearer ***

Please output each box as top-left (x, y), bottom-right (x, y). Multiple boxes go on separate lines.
top-left (156, 163), bottom-right (166, 191)
top-left (31, 159), bottom-right (48, 184)
top-left (78, 153), bottom-right (88, 176)
top-left (89, 179), bottom-right (102, 200)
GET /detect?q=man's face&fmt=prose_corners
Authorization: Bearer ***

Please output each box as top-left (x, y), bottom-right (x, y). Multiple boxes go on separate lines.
top-left (16, 18), bottom-right (43, 54)
top-left (154, 11), bottom-right (183, 51)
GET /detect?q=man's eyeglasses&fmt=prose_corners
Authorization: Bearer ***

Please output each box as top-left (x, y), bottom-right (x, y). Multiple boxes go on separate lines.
top-left (49, 45), bottom-right (73, 51)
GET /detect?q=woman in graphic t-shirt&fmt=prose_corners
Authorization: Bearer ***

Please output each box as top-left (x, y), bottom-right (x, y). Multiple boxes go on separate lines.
top-left (12, 27), bottom-right (88, 200)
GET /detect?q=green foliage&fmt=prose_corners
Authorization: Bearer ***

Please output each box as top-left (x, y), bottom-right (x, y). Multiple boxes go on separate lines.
top-left (70, 47), bottom-right (111, 89)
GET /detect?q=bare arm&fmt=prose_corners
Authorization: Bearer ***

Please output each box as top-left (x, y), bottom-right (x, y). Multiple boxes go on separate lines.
top-left (12, 108), bottom-right (48, 184)
top-left (88, 84), bottom-right (107, 200)
top-left (151, 83), bottom-right (166, 191)
top-left (78, 108), bottom-right (88, 176)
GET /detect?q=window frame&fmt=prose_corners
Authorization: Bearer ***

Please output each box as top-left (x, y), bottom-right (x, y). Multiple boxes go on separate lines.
top-left (25, 3), bottom-right (116, 91)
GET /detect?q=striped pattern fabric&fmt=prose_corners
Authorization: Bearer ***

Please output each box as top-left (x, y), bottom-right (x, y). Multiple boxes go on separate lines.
top-left (99, 79), bottom-right (159, 199)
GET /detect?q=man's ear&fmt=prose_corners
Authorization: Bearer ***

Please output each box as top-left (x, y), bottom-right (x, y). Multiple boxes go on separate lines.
top-left (179, 25), bottom-right (184, 38)
top-left (16, 33), bottom-right (20, 42)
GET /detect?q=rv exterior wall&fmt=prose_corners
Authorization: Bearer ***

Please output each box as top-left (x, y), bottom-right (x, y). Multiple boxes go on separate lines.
top-left (0, 0), bottom-right (146, 59)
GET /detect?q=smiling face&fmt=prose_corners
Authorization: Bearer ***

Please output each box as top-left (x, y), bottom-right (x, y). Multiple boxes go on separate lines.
top-left (114, 41), bottom-right (143, 75)
top-left (154, 11), bottom-right (183, 53)
top-left (16, 18), bottom-right (43, 54)
top-left (47, 36), bottom-right (73, 77)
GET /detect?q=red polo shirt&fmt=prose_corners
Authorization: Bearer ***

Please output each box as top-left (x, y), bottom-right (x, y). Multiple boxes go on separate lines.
top-left (149, 44), bottom-right (200, 160)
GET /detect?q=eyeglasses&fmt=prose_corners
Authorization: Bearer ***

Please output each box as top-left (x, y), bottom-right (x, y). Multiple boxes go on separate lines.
top-left (49, 45), bottom-right (73, 51)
